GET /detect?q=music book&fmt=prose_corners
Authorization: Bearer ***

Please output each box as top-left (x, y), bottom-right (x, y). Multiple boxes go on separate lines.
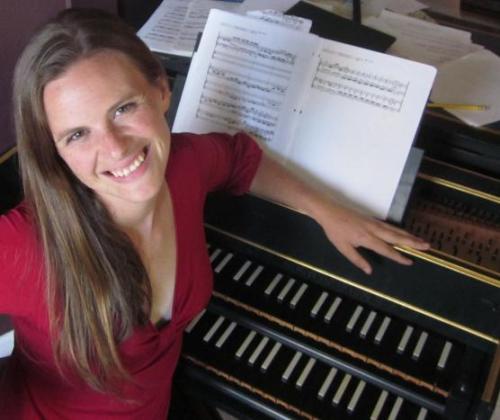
top-left (172, 10), bottom-right (436, 219)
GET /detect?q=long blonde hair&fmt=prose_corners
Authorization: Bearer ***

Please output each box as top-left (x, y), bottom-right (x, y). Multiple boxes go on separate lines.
top-left (13, 8), bottom-right (166, 392)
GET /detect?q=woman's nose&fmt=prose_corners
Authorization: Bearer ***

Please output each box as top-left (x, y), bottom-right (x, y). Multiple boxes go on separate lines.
top-left (100, 126), bottom-right (128, 159)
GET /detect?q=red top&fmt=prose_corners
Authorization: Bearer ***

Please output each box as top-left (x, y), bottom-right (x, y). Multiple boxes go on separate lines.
top-left (0, 132), bottom-right (262, 419)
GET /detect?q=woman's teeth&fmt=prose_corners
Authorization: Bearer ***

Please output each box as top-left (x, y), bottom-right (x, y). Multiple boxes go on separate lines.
top-left (110, 151), bottom-right (145, 178)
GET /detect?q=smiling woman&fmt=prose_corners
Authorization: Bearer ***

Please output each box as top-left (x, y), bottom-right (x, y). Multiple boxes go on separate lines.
top-left (44, 51), bottom-right (172, 210)
top-left (1, 8), bottom-right (270, 418)
top-left (0, 7), bottom-right (429, 420)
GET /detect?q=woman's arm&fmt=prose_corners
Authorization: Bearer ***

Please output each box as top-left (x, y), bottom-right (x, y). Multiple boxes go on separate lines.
top-left (250, 153), bottom-right (430, 275)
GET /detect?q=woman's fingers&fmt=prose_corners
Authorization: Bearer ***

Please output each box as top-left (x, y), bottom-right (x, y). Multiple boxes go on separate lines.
top-left (335, 228), bottom-right (416, 275)
top-left (362, 235), bottom-right (414, 266)
top-left (323, 206), bottom-right (430, 274)
top-left (368, 221), bottom-right (430, 250)
top-left (336, 243), bottom-right (372, 275)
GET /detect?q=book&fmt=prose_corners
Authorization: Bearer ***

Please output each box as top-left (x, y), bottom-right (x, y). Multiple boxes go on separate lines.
top-left (172, 10), bottom-right (436, 219)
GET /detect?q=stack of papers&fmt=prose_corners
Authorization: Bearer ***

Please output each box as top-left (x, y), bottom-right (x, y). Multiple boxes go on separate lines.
top-left (139, 0), bottom-right (500, 127)
top-left (137, 0), bottom-right (300, 57)
top-left (364, 10), bottom-right (483, 67)
top-left (430, 50), bottom-right (500, 127)
top-left (363, 9), bottom-right (500, 126)
top-left (328, 0), bottom-right (427, 20)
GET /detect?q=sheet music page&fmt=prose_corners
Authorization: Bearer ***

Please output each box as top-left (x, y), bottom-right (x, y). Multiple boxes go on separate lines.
top-left (288, 39), bottom-right (436, 218)
top-left (172, 10), bottom-right (319, 154)
top-left (137, 0), bottom-right (240, 57)
top-left (430, 49), bottom-right (500, 127)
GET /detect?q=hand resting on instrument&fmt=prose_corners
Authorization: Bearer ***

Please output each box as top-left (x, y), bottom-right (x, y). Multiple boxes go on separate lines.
top-left (250, 153), bottom-right (430, 275)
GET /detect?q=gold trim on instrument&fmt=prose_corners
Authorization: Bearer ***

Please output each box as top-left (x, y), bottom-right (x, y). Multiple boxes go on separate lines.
top-left (423, 248), bottom-right (500, 279)
top-left (417, 173), bottom-right (500, 205)
top-left (206, 224), bottom-right (499, 345)
top-left (423, 156), bottom-right (500, 184)
top-left (395, 246), bottom-right (499, 287)
top-left (183, 355), bottom-right (319, 420)
top-left (0, 147), bottom-right (17, 165)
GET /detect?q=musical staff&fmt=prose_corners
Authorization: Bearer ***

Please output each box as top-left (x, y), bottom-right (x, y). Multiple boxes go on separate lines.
top-left (196, 108), bottom-right (275, 141)
top-left (202, 85), bottom-right (282, 111)
top-left (214, 34), bottom-right (296, 67)
top-left (312, 58), bottom-right (410, 112)
top-left (200, 94), bottom-right (278, 123)
top-left (191, 31), bottom-right (297, 143)
top-left (206, 66), bottom-right (288, 95)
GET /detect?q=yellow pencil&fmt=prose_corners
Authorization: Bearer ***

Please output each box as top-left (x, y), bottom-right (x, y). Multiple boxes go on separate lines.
top-left (427, 103), bottom-right (490, 111)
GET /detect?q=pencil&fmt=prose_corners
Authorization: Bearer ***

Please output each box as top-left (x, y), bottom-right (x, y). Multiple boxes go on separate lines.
top-left (427, 103), bottom-right (490, 111)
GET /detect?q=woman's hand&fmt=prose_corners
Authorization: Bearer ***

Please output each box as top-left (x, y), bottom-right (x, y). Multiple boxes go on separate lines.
top-left (314, 202), bottom-right (430, 275)
top-left (251, 153), bottom-right (430, 275)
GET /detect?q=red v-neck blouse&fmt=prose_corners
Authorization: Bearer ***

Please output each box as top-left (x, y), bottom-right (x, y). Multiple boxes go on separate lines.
top-left (0, 132), bottom-right (262, 419)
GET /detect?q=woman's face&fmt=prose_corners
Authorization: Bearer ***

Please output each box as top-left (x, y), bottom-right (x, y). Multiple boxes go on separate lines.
top-left (43, 51), bottom-right (171, 210)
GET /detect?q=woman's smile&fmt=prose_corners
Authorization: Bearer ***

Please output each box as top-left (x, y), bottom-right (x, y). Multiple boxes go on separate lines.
top-left (105, 146), bottom-right (150, 182)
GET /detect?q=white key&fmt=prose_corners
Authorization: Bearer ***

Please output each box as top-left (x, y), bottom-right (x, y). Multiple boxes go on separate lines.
top-left (388, 397), bottom-right (404, 420)
top-left (296, 357), bottom-right (316, 390)
top-left (282, 351), bottom-right (302, 382)
top-left (360, 311), bottom-right (377, 339)
top-left (203, 315), bottom-right (225, 343)
top-left (233, 260), bottom-right (252, 281)
top-left (185, 309), bottom-right (206, 333)
top-left (277, 278), bottom-right (296, 303)
top-left (332, 374), bottom-right (352, 406)
top-left (374, 316), bottom-right (391, 345)
top-left (209, 248), bottom-right (222, 263)
top-left (264, 273), bottom-right (283, 296)
top-left (290, 283), bottom-right (308, 309)
top-left (370, 390), bottom-right (388, 420)
top-left (317, 367), bottom-right (338, 400)
top-left (261, 342), bottom-right (282, 372)
top-left (236, 330), bottom-right (256, 359)
top-left (311, 292), bottom-right (329, 318)
top-left (215, 321), bottom-right (237, 348)
top-left (245, 265), bottom-right (263, 287)
top-left (214, 252), bottom-right (233, 273)
top-left (417, 407), bottom-right (428, 420)
top-left (248, 336), bottom-right (269, 366)
top-left (437, 341), bottom-right (452, 371)
top-left (324, 297), bottom-right (342, 323)
top-left (347, 380), bottom-right (366, 413)
top-left (397, 326), bottom-right (414, 354)
top-left (346, 305), bottom-right (364, 333)
top-left (412, 331), bottom-right (428, 361)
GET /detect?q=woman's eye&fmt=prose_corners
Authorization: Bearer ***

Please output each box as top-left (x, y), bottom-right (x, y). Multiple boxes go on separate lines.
top-left (115, 102), bottom-right (137, 117)
top-left (67, 129), bottom-right (86, 144)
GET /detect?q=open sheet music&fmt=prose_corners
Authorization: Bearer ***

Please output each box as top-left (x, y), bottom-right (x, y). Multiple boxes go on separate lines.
top-left (173, 10), bottom-right (436, 219)
top-left (137, 0), bottom-right (241, 57)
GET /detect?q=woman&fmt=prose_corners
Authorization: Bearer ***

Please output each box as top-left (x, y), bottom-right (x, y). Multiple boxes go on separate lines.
top-left (0, 8), bottom-right (429, 419)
